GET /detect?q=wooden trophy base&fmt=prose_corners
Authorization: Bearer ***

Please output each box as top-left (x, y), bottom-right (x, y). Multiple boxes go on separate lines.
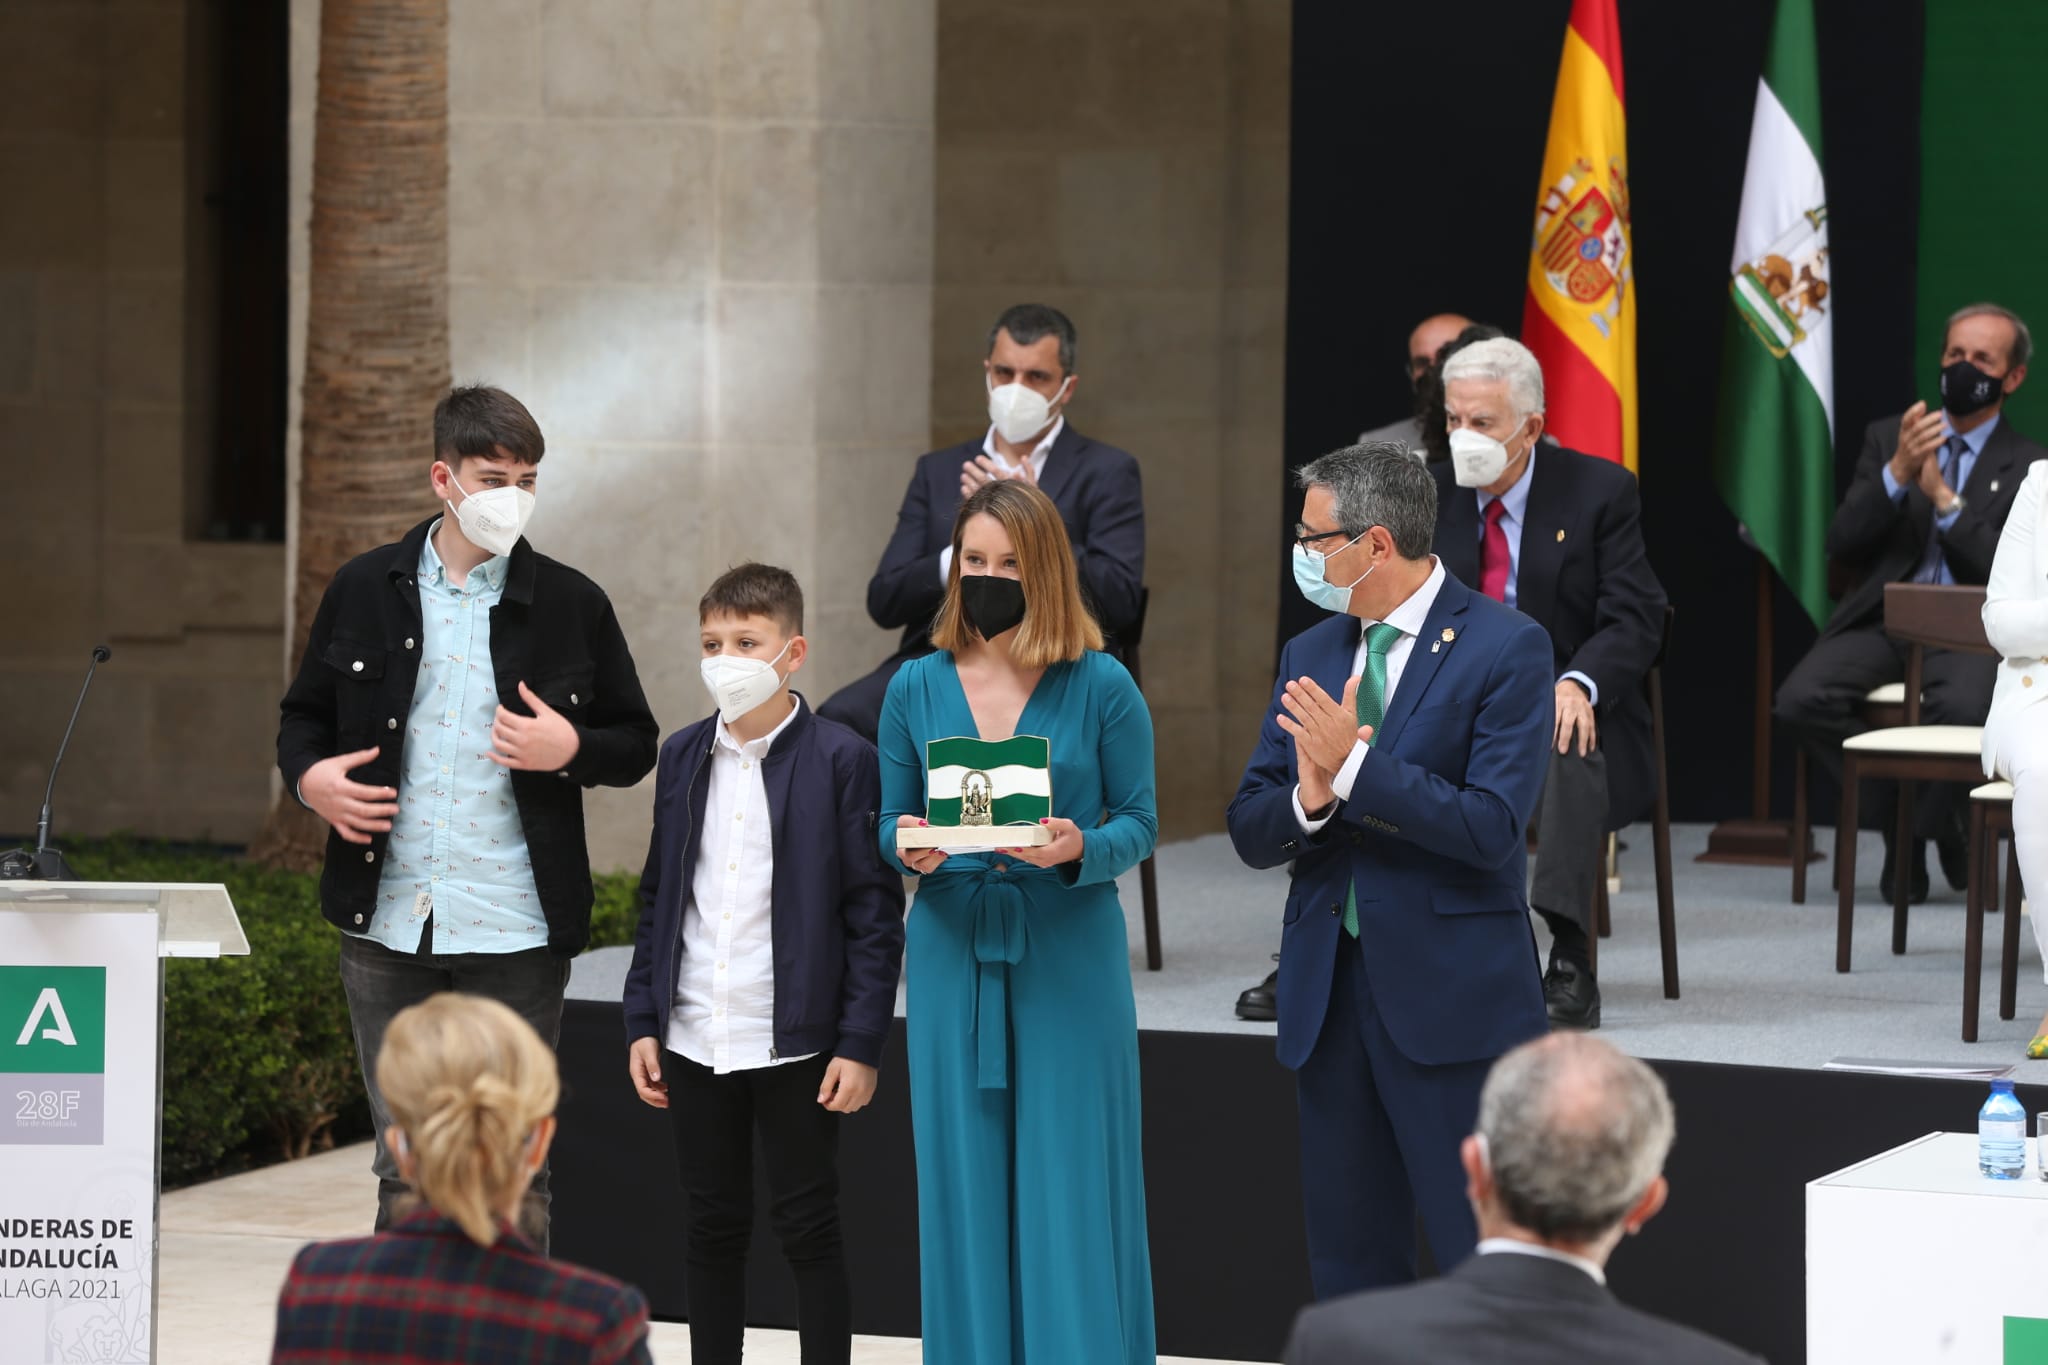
top-left (897, 823), bottom-right (1054, 854)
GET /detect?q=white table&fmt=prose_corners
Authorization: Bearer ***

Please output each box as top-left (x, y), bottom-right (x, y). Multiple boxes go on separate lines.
top-left (1809, 1132), bottom-right (2048, 1364)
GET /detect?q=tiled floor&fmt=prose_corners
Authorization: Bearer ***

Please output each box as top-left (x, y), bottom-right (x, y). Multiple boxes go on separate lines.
top-left (159, 1142), bottom-right (1266, 1363)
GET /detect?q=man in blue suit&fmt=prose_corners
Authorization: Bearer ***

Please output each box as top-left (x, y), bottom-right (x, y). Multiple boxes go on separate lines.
top-left (1228, 441), bottom-right (1553, 1298)
top-left (819, 303), bottom-right (1145, 741)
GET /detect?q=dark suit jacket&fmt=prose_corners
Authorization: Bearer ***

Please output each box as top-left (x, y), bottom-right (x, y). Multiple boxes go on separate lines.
top-left (1227, 573), bottom-right (1554, 1070)
top-left (1433, 448), bottom-right (1667, 828)
top-left (1283, 1248), bottom-right (1765, 1365)
top-left (864, 424), bottom-right (1145, 652)
top-left (1822, 411), bottom-right (2047, 637)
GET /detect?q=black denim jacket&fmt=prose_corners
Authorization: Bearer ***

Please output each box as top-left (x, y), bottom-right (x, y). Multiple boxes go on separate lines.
top-left (278, 518), bottom-right (658, 952)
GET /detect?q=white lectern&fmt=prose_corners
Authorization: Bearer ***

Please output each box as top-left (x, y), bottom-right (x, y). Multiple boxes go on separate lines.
top-left (0, 881), bottom-right (247, 1365)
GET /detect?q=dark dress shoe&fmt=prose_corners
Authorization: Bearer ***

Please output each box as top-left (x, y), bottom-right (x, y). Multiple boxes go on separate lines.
top-left (1543, 958), bottom-right (1601, 1030)
top-left (1236, 957), bottom-right (1279, 1022)
top-left (1878, 839), bottom-right (1931, 905)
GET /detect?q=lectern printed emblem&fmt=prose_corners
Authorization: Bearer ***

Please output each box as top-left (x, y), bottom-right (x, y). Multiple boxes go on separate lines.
top-left (0, 966), bottom-right (105, 1146)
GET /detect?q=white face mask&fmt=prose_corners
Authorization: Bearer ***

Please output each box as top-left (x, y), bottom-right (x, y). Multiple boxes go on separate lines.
top-left (700, 641), bottom-right (793, 726)
top-left (1449, 421), bottom-right (1526, 489)
top-left (986, 374), bottom-right (1072, 446)
top-left (445, 473), bottom-right (536, 556)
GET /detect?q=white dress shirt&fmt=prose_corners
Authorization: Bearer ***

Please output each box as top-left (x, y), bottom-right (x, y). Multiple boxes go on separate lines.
top-left (1293, 557), bottom-right (1447, 832)
top-left (938, 417), bottom-right (1067, 583)
top-left (1476, 1237), bottom-right (1607, 1285)
top-left (666, 695), bottom-right (817, 1074)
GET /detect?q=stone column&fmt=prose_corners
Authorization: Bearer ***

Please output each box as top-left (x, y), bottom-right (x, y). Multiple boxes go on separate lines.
top-left (289, 0), bottom-right (936, 870)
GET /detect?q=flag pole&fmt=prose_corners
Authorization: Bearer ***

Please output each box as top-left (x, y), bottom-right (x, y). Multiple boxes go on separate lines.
top-left (1697, 546), bottom-right (1818, 865)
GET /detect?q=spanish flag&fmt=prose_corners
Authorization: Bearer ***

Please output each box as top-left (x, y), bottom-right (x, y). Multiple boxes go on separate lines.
top-left (1522, 0), bottom-right (1636, 473)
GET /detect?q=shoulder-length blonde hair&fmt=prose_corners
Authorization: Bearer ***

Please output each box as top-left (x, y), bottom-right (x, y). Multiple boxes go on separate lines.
top-left (376, 993), bottom-right (559, 1246)
top-left (930, 480), bottom-right (1103, 667)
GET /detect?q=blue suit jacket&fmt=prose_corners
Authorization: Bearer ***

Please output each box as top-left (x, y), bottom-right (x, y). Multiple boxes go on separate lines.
top-left (622, 697), bottom-right (906, 1067)
top-left (865, 424), bottom-right (1146, 650)
top-left (1227, 571), bottom-right (1553, 1070)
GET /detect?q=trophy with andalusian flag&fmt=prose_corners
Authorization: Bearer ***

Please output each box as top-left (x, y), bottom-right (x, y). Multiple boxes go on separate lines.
top-left (896, 734), bottom-right (1055, 852)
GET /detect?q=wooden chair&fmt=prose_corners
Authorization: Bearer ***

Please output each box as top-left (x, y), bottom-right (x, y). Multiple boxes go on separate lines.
top-left (1962, 780), bottom-right (2021, 1042)
top-left (1122, 588), bottom-right (1162, 971)
top-left (1834, 583), bottom-right (1994, 973)
top-left (1588, 606), bottom-right (1679, 999)
top-left (1791, 684), bottom-right (1909, 903)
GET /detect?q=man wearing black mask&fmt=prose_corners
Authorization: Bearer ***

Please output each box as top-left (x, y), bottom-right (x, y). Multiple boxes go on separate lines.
top-left (1358, 313), bottom-right (1473, 453)
top-left (1776, 303), bottom-right (2045, 902)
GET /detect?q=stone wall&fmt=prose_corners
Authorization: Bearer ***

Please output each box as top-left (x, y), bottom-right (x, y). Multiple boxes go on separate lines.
top-left (287, 0), bottom-right (937, 871)
top-left (0, 0), bottom-right (284, 845)
top-left (926, 0), bottom-right (1291, 838)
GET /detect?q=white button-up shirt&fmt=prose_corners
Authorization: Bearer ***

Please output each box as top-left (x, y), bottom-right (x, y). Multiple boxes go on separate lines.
top-left (1294, 557), bottom-right (1448, 832)
top-left (666, 696), bottom-right (817, 1074)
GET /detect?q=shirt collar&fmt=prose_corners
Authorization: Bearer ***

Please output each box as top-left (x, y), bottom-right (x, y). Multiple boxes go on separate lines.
top-left (981, 415), bottom-right (1065, 470)
top-left (1364, 556), bottom-right (1446, 642)
top-left (1477, 448), bottom-right (1537, 523)
top-left (1948, 413), bottom-right (2001, 459)
top-left (420, 517), bottom-right (509, 592)
top-left (1476, 1237), bottom-right (1607, 1286)
top-left (714, 690), bottom-right (804, 758)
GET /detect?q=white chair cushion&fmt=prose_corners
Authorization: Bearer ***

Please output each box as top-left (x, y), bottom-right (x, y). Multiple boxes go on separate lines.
top-left (1972, 780), bottom-right (2015, 803)
top-left (1864, 682), bottom-right (1912, 705)
top-left (1841, 724), bottom-right (1984, 756)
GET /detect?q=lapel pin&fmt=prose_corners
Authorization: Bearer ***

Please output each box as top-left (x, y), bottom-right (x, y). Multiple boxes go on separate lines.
top-left (1556, 528), bottom-right (1567, 542)
top-left (1992, 479), bottom-right (2001, 493)
top-left (1434, 628), bottom-right (1456, 651)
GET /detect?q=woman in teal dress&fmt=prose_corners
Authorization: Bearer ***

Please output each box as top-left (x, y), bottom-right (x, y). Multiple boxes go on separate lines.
top-left (877, 479), bottom-right (1158, 1363)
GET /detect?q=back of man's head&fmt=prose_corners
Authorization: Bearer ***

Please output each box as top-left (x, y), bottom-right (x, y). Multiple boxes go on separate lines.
top-left (1476, 1034), bottom-right (1675, 1247)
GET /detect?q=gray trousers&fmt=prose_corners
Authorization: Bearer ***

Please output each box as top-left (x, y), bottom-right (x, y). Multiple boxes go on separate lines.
top-left (1528, 745), bottom-right (1609, 936)
top-left (336, 931), bottom-right (571, 1247)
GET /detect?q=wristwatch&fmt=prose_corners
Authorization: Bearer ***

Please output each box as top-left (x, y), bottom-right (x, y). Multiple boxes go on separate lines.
top-left (1941, 493), bottom-right (1967, 517)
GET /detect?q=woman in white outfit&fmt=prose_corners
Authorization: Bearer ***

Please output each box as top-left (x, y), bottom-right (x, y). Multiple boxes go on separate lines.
top-left (1982, 457), bottom-right (2048, 1056)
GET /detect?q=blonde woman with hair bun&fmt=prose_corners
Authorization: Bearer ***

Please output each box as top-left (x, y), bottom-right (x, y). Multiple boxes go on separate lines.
top-left (272, 994), bottom-right (652, 1364)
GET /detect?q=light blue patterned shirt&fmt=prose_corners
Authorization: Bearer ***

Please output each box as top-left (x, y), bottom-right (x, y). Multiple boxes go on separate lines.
top-left (365, 522), bottom-right (545, 954)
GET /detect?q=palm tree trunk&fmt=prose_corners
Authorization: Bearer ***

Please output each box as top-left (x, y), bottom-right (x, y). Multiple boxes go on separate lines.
top-left (250, 0), bottom-right (451, 870)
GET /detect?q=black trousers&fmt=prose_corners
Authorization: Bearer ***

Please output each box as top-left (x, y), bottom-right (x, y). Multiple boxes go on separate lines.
top-left (816, 645), bottom-right (931, 744)
top-left (1774, 626), bottom-right (1997, 841)
top-left (665, 1049), bottom-right (849, 1365)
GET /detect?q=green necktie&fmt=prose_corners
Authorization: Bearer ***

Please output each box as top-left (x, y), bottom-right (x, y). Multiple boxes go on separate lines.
top-left (1343, 622), bottom-right (1404, 938)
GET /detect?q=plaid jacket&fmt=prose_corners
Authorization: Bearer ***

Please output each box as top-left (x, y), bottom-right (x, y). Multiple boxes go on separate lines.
top-left (272, 1211), bottom-right (652, 1364)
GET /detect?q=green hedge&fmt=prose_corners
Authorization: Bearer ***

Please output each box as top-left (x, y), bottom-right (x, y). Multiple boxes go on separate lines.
top-left (60, 837), bottom-right (640, 1187)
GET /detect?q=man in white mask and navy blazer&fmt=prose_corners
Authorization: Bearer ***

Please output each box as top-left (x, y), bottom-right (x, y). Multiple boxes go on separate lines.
top-left (1432, 337), bottom-right (1667, 1031)
top-left (1228, 442), bottom-right (1553, 1298)
top-left (819, 303), bottom-right (1145, 742)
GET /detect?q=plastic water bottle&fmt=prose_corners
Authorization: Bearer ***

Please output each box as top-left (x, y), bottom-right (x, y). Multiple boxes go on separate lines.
top-left (1979, 1078), bottom-right (2026, 1179)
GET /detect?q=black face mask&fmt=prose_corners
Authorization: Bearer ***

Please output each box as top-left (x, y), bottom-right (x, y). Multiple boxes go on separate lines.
top-left (1941, 359), bottom-right (2006, 417)
top-left (959, 574), bottom-right (1027, 639)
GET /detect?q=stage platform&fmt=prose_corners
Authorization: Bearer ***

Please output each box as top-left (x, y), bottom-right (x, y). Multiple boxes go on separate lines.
top-left (553, 823), bottom-right (2048, 1365)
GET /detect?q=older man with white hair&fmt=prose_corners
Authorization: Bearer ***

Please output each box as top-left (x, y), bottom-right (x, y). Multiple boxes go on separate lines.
top-left (1431, 337), bottom-right (1667, 1030)
top-left (1282, 1034), bottom-right (1763, 1364)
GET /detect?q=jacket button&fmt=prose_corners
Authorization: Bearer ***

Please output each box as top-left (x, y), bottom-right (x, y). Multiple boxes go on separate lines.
top-left (386, 717), bottom-right (398, 730)
top-left (351, 661), bottom-right (364, 673)
top-left (353, 913), bottom-right (364, 925)
top-left (404, 637), bottom-right (416, 650)
top-left (363, 850), bottom-right (375, 864)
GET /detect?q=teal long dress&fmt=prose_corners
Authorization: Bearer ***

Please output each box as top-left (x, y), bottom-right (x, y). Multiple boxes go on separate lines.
top-left (877, 648), bottom-right (1158, 1364)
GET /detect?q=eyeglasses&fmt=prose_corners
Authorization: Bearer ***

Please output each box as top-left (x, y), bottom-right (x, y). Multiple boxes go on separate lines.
top-left (1294, 525), bottom-right (1357, 551)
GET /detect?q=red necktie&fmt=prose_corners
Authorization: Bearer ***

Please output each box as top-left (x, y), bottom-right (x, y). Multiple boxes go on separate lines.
top-left (1480, 500), bottom-right (1511, 602)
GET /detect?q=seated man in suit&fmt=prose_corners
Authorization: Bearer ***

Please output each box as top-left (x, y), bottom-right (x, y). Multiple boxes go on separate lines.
top-left (1228, 442), bottom-right (1554, 1297)
top-left (1775, 303), bottom-right (2043, 903)
top-left (1357, 311), bottom-right (1473, 450)
top-left (1282, 1033), bottom-right (1763, 1365)
top-left (818, 303), bottom-right (1145, 741)
top-left (1432, 336), bottom-right (1666, 1030)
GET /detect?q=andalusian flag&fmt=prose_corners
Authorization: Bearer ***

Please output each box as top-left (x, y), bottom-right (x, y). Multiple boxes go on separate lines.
top-left (1523, 0), bottom-right (1637, 473)
top-left (1712, 0), bottom-right (1833, 628)
top-left (924, 735), bottom-right (1051, 828)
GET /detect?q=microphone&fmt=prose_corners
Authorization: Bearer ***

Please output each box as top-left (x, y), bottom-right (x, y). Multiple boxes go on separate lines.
top-left (0, 645), bottom-right (112, 882)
